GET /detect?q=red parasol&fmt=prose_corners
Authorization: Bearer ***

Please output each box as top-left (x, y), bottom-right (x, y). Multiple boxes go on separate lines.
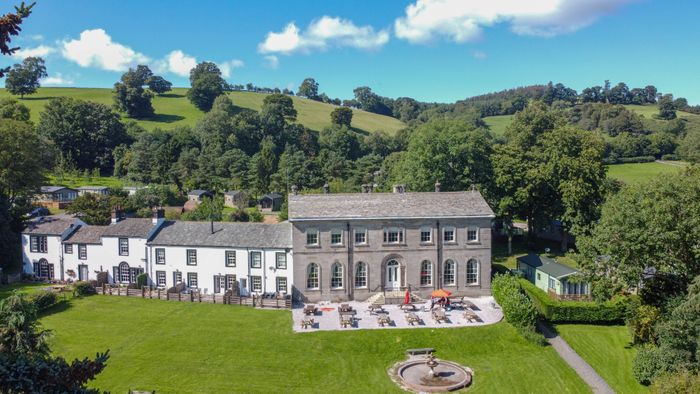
top-left (431, 289), bottom-right (452, 298)
top-left (404, 289), bottom-right (411, 304)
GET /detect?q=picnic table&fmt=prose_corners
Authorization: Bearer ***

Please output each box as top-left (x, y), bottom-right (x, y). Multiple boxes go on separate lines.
top-left (303, 304), bottom-right (317, 316)
top-left (463, 300), bottom-right (477, 310)
top-left (340, 314), bottom-right (354, 328)
top-left (463, 310), bottom-right (480, 323)
top-left (301, 317), bottom-right (314, 329)
top-left (405, 312), bottom-right (422, 326)
top-left (432, 308), bottom-right (448, 324)
top-left (338, 303), bottom-right (353, 313)
top-left (400, 303), bottom-right (416, 312)
top-left (368, 304), bottom-right (385, 315)
top-left (377, 313), bottom-right (392, 327)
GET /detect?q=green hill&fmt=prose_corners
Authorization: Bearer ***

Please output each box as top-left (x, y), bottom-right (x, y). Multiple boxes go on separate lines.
top-left (0, 87), bottom-right (406, 134)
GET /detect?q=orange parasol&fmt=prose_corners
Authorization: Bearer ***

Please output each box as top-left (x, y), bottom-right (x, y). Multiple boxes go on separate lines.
top-left (431, 289), bottom-right (452, 298)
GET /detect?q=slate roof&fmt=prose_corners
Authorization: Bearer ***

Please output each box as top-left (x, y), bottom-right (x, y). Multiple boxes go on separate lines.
top-left (23, 217), bottom-right (76, 235)
top-left (225, 190), bottom-right (244, 196)
top-left (262, 193), bottom-right (282, 200)
top-left (64, 225), bottom-right (106, 244)
top-left (188, 190), bottom-right (211, 196)
top-left (288, 191), bottom-right (495, 221)
top-left (40, 186), bottom-right (75, 193)
top-left (102, 218), bottom-right (155, 238)
top-left (149, 221), bottom-right (292, 249)
top-left (77, 186), bottom-right (108, 191)
top-left (517, 253), bottom-right (578, 279)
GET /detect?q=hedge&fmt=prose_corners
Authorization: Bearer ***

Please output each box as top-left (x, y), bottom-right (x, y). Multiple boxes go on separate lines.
top-left (492, 274), bottom-right (545, 345)
top-left (617, 156), bottom-right (656, 164)
top-left (518, 278), bottom-right (629, 323)
top-left (30, 291), bottom-right (58, 310)
top-left (73, 281), bottom-right (96, 296)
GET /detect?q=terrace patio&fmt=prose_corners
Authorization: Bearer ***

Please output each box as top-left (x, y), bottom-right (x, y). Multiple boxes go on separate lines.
top-left (292, 296), bottom-right (503, 333)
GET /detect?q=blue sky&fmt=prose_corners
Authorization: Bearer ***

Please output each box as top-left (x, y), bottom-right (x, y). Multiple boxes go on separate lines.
top-left (9, 0), bottom-right (700, 104)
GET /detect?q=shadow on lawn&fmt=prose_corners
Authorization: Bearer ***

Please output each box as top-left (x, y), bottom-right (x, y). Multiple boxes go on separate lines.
top-left (148, 113), bottom-right (186, 123)
top-left (38, 298), bottom-right (74, 318)
top-left (20, 96), bottom-right (57, 101)
top-left (157, 93), bottom-right (185, 98)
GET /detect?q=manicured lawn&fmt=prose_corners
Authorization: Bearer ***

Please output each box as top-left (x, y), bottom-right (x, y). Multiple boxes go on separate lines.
top-left (484, 114), bottom-right (513, 137)
top-left (556, 324), bottom-right (647, 394)
top-left (35, 295), bottom-right (589, 393)
top-left (0, 282), bottom-right (49, 299)
top-left (606, 162), bottom-right (685, 185)
top-left (624, 104), bottom-right (700, 121)
top-left (0, 88), bottom-right (405, 134)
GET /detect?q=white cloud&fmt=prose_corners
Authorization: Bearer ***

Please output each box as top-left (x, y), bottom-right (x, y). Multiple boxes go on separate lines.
top-left (264, 55), bottom-right (279, 69)
top-left (395, 0), bottom-right (635, 43)
top-left (155, 50), bottom-right (198, 77)
top-left (42, 73), bottom-right (74, 86)
top-left (62, 29), bottom-right (149, 71)
top-left (12, 44), bottom-right (55, 59)
top-left (218, 59), bottom-right (244, 78)
top-left (258, 16), bottom-right (389, 54)
top-left (28, 34), bottom-right (44, 41)
top-left (472, 50), bottom-right (487, 59)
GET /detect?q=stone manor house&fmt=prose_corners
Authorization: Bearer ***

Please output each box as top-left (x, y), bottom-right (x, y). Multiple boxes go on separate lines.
top-left (21, 187), bottom-right (494, 302)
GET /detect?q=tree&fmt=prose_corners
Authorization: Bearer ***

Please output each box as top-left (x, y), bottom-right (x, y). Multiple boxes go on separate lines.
top-left (66, 193), bottom-right (115, 225)
top-left (297, 78), bottom-right (319, 100)
top-left (5, 56), bottom-right (46, 98)
top-left (262, 93), bottom-right (297, 121)
top-left (187, 62), bottom-right (226, 112)
top-left (0, 2), bottom-right (35, 78)
top-left (353, 86), bottom-right (392, 115)
top-left (181, 196), bottom-right (224, 221)
top-left (113, 65), bottom-right (154, 118)
top-left (0, 291), bottom-right (51, 356)
top-left (0, 97), bottom-right (28, 120)
top-left (677, 131), bottom-right (700, 163)
top-left (578, 168), bottom-right (700, 298)
top-left (147, 75), bottom-right (172, 95)
top-left (38, 97), bottom-right (130, 171)
top-left (330, 107), bottom-right (353, 127)
top-left (658, 94), bottom-right (677, 120)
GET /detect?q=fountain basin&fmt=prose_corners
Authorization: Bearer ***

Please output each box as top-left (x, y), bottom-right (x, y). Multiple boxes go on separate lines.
top-left (390, 357), bottom-right (472, 393)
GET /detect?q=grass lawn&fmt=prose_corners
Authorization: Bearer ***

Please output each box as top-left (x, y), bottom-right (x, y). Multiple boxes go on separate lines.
top-left (556, 324), bottom-right (647, 394)
top-left (624, 104), bottom-right (700, 121)
top-left (606, 161), bottom-right (685, 185)
top-left (492, 236), bottom-right (579, 271)
top-left (0, 88), bottom-right (405, 135)
top-left (483, 114), bottom-right (513, 137)
top-left (32, 294), bottom-right (590, 393)
top-left (0, 282), bottom-right (50, 299)
top-left (46, 173), bottom-right (126, 188)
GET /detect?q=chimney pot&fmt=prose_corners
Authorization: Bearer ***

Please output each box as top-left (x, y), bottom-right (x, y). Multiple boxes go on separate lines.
top-left (323, 183), bottom-right (330, 194)
top-left (434, 181), bottom-right (441, 193)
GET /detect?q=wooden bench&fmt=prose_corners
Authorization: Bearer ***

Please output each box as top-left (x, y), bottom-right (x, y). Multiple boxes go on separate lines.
top-left (301, 317), bottom-right (314, 329)
top-left (405, 312), bottom-right (422, 326)
top-left (303, 305), bottom-right (317, 316)
top-left (377, 314), bottom-right (392, 327)
top-left (406, 348), bottom-right (435, 356)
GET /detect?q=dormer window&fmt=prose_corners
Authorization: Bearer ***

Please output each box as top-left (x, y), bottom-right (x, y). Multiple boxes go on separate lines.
top-left (383, 227), bottom-right (404, 244)
top-left (306, 228), bottom-right (319, 246)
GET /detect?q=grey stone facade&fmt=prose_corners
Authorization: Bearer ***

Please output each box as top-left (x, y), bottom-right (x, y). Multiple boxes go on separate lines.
top-left (288, 191), bottom-right (494, 303)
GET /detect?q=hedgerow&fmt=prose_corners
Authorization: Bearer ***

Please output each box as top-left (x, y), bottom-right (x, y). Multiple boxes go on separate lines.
top-left (492, 274), bottom-right (545, 345)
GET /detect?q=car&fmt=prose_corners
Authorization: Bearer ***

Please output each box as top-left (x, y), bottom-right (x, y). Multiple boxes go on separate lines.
top-left (28, 207), bottom-right (50, 218)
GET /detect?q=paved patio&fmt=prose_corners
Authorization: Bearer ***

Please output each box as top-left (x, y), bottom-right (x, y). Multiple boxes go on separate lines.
top-left (292, 296), bottom-right (503, 333)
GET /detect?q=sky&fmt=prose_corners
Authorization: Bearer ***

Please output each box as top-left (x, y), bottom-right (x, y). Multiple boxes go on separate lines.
top-left (7, 0), bottom-right (700, 104)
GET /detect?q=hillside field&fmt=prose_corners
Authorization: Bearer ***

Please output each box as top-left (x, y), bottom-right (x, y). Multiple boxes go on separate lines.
top-left (606, 161), bottom-right (686, 185)
top-left (0, 88), bottom-right (406, 135)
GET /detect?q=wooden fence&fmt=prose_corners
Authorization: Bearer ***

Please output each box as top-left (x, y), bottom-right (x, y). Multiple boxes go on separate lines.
top-left (96, 285), bottom-right (292, 309)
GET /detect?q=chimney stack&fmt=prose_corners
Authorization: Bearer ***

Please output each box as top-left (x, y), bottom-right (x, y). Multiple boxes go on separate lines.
top-left (361, 184), bottom-right (369, 193)
top-left (434, 181), bottom-right (441, 193)
top-left (152, 206), bottom-right (165, 224)
top-left (471, 184), bottom-right (476, 193)
top-left (392, 184), bottom-right (405, 194)
top-left (110, 205), bottom-right (124, 224)
top-left (323, 183), bottom-right (330, 194)
top-left (291, 185), bottom-right (298, 195)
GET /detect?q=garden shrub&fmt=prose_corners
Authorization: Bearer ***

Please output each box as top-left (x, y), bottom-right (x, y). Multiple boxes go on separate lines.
top-left (73, 281), bottom-right (96, 296)
top-left (660, 154), bottom-right (679, 161)
top-left (30, 291), bottom-right (57, 310)
top-left (650, 370), bottom-right (700, 393)
top-left (627, 304), bottom-right (661, 345)
top-left (519, 279), bottom-right (629, 323)
top-left (618, 155), bottom-right (656, 163)
top-left (633, 345), bottom-right (693, 385)
top-left (492, 274), bottom-right (544, 345)
top-left (136, 273), bottom-right (148, 289)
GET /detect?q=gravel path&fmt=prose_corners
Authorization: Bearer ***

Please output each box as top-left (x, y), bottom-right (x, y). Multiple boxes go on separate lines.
top-left (538, 322), bottom-right (614, 394)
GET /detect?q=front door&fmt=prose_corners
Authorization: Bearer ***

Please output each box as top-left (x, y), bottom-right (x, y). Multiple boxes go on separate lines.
top-left (386, 260), bottom-right (400, 290)
top-left (78, 264), bottom-right (88, 281)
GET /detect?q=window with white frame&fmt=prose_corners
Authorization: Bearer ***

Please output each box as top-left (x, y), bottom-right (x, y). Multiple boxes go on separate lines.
top-left (307, 263), bottom-right (319, 289)
top-left (466, 259), bottom-right (479, 285)
top-left (225, 250), bottom-right (236, 267)
top-left (276, 277), bottom-right (287, 293)
top-left (330, 263), bottom-right (344, 289)
top-left (64, 243), bottom-right (73, 254)
top-left (156, 271), bottom-right (166, 287)
top-left (354, 262), bottom-right (367, 288)
top-left (186, 249), bottom-right (197, 265)
top-left (444, 259), bottom-right (456, 286)
top-left (155, 248), bottom-right (165, 264)
top-left (226, 274), bottom-right (237, 291)
top-left (420, 260), bottom-right (432, 286)
top-left (306, 228), bottom-right (319, 245)
top-left (173, 271), bottom-right (182, 284)
top-left (354, 228), bottom-right (367, 245)
top-left (30, 235), bottom-right (47, 253)
top-left (548, 277), bottom-right (556, 289)
top-left (467, 227), bottom-right (479, 242)
top-left (251, 276), bottom-right (262, 292)
top-left (118, 262), bottom-right (130, 283)
top-left (383, 227), bottom-right (404, 244)
top-left (78, 244), bottom-right (87, 260)
top-left (443, 227), bottom-right (456, 243)
top-left (187, 272), bottom-right (198, 288)
top-left (118, 238), bottom-right (129, 256)
top-left (330, 229), bottom-right (343, 245)
top-left (420, 227), bottom-right (432, 243)
top-left (276, 252), bottom-right (286, 269)
top-left (250, 251), bottom-right (262, 268)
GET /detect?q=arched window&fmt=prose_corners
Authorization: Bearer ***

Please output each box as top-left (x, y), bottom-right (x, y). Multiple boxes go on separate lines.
top-left (444, 259), bottom-right (456, 286)
top-left (331, 262), bottom-right (344, 289)
top-left (307, 263), bottom-right (319, 289)
top-left (466, 259), bottom-right (479, 285)
top-left (119, 262), bottom-right (130, 283)
top-left (355, 262), bottom-right (368, 288)
top-left (420, 260), bottom-right (432, 286)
